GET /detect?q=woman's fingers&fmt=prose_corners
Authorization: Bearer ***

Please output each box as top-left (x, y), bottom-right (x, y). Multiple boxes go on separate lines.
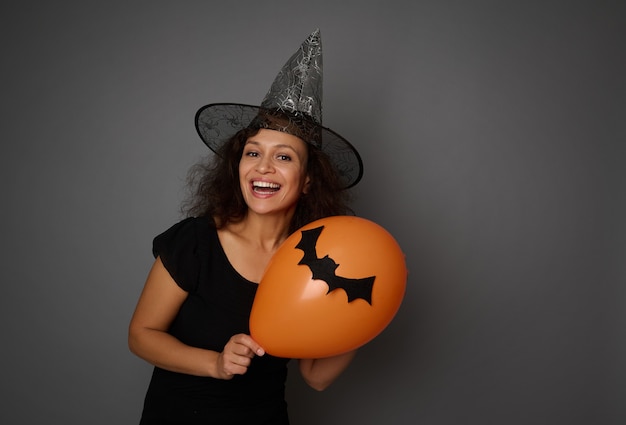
top-left (217, 334), bottom-right (265, 379)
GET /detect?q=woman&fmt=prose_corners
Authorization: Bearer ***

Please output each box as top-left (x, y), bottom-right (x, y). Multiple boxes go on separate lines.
top-left (129, 30), bottom-right (363, 424)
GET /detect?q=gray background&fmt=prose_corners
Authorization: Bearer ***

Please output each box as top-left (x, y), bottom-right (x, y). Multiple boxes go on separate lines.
top-left (1, 1), bottom-right (623, 424)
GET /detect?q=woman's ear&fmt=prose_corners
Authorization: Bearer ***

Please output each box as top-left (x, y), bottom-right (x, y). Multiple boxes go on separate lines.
top-left (302, 175), bottom-right (311, 195)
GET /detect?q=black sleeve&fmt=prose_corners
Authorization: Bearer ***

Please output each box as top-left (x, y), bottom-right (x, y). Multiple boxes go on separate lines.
top-left (152, 217), bottom-right (202, 292)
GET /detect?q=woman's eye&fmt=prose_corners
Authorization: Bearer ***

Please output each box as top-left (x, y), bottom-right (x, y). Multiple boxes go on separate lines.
top-left (245, 151), bottom-right (259, 157)
top-left (277, 154), bottom-right (291, 161)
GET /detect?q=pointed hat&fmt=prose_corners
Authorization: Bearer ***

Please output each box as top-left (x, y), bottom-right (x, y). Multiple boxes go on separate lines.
top-left (195, 29), bottom-right (363, 188)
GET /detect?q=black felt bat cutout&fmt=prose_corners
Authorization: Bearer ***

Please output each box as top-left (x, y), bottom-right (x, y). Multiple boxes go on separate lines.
top-left (295, 225), bottom-right (375, 304)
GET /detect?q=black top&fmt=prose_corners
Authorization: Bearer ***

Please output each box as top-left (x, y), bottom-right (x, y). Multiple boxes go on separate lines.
top-left (139, 217), bottom-right (290, 425)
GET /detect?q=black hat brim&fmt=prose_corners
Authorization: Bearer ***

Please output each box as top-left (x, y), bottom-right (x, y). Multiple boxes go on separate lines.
top-left (195, 103), bottom-right (363, 189)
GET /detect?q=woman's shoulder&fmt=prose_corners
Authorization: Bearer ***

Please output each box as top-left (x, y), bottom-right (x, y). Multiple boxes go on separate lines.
top-left (157, 216), bottom-right (213, 238)
top-left (152, 216), bottom-right (216, 257)
top-left (151, 216), bottom-right (216, 292)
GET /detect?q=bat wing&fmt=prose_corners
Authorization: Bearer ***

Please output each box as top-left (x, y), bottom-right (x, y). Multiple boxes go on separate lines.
top-left (295, 226), bottom-right (324, 264)
top-left (296, 226), bottom-right (375, 304)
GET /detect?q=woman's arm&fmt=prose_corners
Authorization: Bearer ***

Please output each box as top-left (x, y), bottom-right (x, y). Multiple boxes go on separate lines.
top-left (128, 257), bottom-right (264, 379)
top-left (298, 350), bottom-right (357, 391)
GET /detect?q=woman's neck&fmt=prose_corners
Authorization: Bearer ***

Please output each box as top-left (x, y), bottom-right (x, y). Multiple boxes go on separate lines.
top-left (225, 211), bottom-right (293, 253)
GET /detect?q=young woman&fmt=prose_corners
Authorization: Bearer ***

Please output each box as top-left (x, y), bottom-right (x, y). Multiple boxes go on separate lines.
top-left (129, 30), bottom-right (364, 424)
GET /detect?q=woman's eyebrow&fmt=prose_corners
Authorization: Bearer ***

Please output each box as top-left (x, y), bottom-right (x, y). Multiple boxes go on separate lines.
top-left (245, 140), bottom-right (298, 152)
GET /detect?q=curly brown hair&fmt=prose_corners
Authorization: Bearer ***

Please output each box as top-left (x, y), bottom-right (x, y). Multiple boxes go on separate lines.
top-left (182, 127), bottom-right (353, 234)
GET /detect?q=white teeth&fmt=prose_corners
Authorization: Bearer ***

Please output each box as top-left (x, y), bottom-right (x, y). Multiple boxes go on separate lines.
top-left (253, 181), bottom-right (280, 189)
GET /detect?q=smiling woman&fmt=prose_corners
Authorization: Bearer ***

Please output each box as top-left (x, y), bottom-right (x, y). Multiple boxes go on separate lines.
top-left (239, 130), bottom-right (310, 217)
top-left (128, 29), bottom-right (365, 425)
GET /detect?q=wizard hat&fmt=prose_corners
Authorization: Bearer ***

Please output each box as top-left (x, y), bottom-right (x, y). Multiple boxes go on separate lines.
top-left (195, 29), bottom-right (363, 188)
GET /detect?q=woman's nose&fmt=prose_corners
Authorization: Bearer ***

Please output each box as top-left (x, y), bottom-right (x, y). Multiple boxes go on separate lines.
top-left (256, 156), bottom-right (274, 173)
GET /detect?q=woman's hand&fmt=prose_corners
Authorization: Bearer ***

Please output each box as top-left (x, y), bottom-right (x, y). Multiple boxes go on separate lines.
top-left (216, 334), bottom-right (265, 379)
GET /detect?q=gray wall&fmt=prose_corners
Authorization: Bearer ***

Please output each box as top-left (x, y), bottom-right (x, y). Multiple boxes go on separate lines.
top-left (1, 1), bottom-right (623, 424)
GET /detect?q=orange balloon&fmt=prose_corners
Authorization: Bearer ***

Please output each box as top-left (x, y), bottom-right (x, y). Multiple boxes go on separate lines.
top-left (250, 216), bottom-right (407, 358)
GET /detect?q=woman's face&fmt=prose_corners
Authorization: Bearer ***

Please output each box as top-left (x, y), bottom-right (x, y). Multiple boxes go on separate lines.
top-left (239, 129), bottom-right (310, 217)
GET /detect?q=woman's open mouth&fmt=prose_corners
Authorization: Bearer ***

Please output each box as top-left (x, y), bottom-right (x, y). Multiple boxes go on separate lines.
top-left (252, 180), bottom-right (281, 194)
